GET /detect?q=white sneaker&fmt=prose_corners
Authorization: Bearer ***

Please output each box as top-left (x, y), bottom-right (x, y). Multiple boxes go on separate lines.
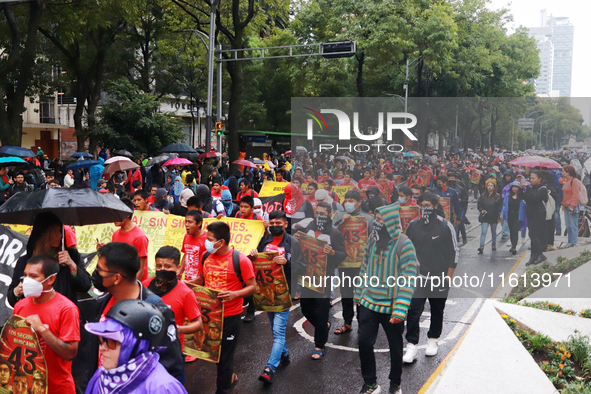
top-left (402, 343), bottom-right (418, 363)
top-left (425, 338), bottom-right (439, 356)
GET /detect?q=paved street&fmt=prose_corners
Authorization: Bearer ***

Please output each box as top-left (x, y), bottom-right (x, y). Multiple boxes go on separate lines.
top-left (185, 200), bottom-right (549, 394)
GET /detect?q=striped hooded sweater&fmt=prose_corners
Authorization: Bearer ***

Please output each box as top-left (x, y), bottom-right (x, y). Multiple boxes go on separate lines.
top-left (354, 202), bottom-right (418, 320)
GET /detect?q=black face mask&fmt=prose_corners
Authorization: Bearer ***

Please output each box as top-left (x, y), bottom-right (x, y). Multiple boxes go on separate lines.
top-left (420, 206), bottom-right (436, 224)
top-left (155, 269), bottom-right (177, 281)
top-left (448, 180), bottom-right (457, 188)
top-left (315, 214), bottom-right (332, 233)
top-left (269, 226), bottom-right (284, 237)
top-left (91, 269), bottom-right (108, 292)
top-left (372, 220), bottom-right (391, 249)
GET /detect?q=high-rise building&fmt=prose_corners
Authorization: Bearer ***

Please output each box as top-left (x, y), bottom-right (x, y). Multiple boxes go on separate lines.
top-left (528, 10), bottom-right (574, 97)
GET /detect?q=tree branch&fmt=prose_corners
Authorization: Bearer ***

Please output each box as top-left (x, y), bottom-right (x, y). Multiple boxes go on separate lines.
top-left (238, 0), bottom-right (256, 29)
top-left (0, 4), bottom-right (22, 75)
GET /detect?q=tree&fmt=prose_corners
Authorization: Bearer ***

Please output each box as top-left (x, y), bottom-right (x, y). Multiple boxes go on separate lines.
top-left (90, 80), bottom-right (185, 155)
top-left (0, 1), bottom-right (49, 146)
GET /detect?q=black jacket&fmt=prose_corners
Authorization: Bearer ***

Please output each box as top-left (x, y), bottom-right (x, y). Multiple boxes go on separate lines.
top-left (73, 284), bottom-right (185, 390)
top-left (257, 232), bottom-right (303, 287)
top-left (477, 191), bottom-right (503, 224)
top-left (407, 215), bottom-right (459, 276)
top-left (8, 248), bottom-right (91, 307)
top-left (521, 183), bottom-right (549, 219)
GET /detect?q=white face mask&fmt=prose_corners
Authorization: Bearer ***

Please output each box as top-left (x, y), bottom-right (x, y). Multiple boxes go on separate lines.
top-left (23, 274), bottom-right (56, 298)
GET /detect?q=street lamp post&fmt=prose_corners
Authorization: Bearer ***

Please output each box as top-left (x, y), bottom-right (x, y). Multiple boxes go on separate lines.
top-left (205, 1), bottom-right (218, 153)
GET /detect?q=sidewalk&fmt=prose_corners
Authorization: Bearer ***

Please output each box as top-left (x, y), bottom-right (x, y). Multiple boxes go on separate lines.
top-left (424, 299), bottom-right (557, 394)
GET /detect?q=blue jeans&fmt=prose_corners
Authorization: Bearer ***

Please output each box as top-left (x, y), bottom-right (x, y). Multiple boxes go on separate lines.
top-left (266, 309), bottom-right (290, 371)
top-left (480, 222), bottom-right (497, 245)
top-left (564, 206), bottom-right (579, 246)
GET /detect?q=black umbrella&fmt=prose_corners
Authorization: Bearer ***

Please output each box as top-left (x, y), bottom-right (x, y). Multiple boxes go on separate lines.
top-left (160, 143), bottom-right (197, 154)
top-left (112, 149), bottom-right (134, 159)
top-left (145, 153), bottom-right (178, 167)
top-left (66, 160), bottom-right (101, 171)
top-left (0, 188), bottom-right (133, 226)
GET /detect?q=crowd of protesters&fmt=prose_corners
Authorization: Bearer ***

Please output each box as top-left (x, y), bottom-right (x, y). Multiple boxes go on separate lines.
top-left (2, 144), bottom-right (591, 394)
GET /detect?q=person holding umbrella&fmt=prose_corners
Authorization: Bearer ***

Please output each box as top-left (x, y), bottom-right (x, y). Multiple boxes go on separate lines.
top-left (7, 212), bottom-right (92, 308)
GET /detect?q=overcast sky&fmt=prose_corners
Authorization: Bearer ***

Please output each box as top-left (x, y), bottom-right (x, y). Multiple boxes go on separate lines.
top-left (487, 0), bottom-right (591, 124)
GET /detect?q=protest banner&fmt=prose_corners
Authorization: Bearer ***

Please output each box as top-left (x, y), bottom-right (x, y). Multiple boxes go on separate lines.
top-left (470, 169), bottom-right (482, 184)
top-left (302, 184), bottom-right (355, 202)
top-left (251, 252), bottom-right (292, 312)
top-left (259, 194), bottom-right (285, 216)
top-left (337, 216), bottom-right (368, 269)
top-left (0, 316), bottom-right (47, 394)
top-left (418, 169), bottom-right (432, 185)
top-left (376, 179), bottom-right (393, 203)
top-left (183, 284), bottom-right (224, 363)
top-left (259, 181), bottom-right (287, 197)
top-left (440, 196), bottom-right (451, 221)
top-left (400, 206), bottom-right (420, 233)
top-left (202, 217), bottom-right (265, 255)
top-left (297, 233), bottom-right (328, 294)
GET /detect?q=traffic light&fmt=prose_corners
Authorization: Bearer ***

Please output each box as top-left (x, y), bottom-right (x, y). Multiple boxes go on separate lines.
top-left (215, 122), bottom-right (224, 136)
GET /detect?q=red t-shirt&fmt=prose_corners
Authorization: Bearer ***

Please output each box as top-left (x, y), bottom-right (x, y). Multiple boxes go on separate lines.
top-left (199, 250), bottom-right (255, 316)
top-left (211, 185), bottom-right (229, 199)
top-left (14, 293), bottom-right (80, 394)
top-left (235, 211), bottom-right (262, 220)
top-left (112, 225), bottom-right (149, 281)
top-left (64, 225), bottom-right (77, 248)
top-left (358, 178), bottom-right (377, 191)
top-left (237, 189), bottom-right (259, 201)
top-left (142, 279), bottom-right (201, 348)
top-left (264, 237), bottom-right (285, 256)
top-left (182, 232), bottom-right (207, 281)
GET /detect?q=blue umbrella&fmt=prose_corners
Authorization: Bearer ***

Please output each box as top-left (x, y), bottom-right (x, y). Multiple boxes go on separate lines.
top-left (66, 160), bottom-right (101, 171)
top-left (71, 152), bottom-right (94, 158)
top-left (0, 157), bottom-right (26, 166)
top-left (0, 146), bottom-right (36, 158)
top-left (403, 152), bottom-right (414, 157)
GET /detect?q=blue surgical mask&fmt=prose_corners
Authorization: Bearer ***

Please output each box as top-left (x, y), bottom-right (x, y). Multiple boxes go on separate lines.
top-left (398, 197), bottom-right (407, 204)
top-left (344, 202), bottom-right (357, 213)
top-left (205, 239), bottom-right (221, 254)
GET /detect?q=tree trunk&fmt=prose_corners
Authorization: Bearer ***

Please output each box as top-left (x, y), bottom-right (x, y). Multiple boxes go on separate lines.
top-left (226, 27), bottom-right (245, 172)
top-left (356, 52), bottom-right (365, 97)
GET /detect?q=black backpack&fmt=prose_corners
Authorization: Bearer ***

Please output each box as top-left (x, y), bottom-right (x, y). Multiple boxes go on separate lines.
top-left (201, 249), bottom-right (245, 286)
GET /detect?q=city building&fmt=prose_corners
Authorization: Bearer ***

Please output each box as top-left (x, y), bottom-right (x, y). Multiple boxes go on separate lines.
top-left (528, 10), bottom-right (574, 98)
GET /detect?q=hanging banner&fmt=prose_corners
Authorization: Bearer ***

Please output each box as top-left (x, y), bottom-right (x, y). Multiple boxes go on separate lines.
top-left (259, 181), bottom-right (288, 197)
top-left (252, 252), bottom-right (292, 312)
top-left (0, 316), bottom-right (47, 394)
top-left (297, 233), bottom-right (328, 294)
top-left (400, 206), bottom-right (420, 233)
top-left (338, 216), bottom-right (368, 269)
top-left (440, 197), bottom-right (451, 221)
top-left (183, 284), bottom-right (224, 363)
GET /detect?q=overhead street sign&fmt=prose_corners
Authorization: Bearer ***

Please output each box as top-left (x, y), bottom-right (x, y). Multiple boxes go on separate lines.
top-left (518, 118), bottom-right (535, 129)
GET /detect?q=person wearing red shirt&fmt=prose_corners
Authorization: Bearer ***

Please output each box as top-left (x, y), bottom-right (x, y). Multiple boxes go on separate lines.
top-left (211, 177), bottom-right (229, 199)
top-left (275, 169), bottom-right (288, 183)
top-left (306, 182), bottom-right (319, 209)
top-left (180, 210), bottom-right (207, 282)
top-left (14, 255), bottom-right (79, 394)
top-left (97, 198), bottom-right (149, 281)
top-left (237, 179), bottom-right (259, 201)
top-left (147, 184), bottom-right (159, 204)
top-left (235, 195), bottom-right (263, 220)
top-left (133, 189), bottom-right (157, 211)
top-left (398, 186), bottom-right (418, 207)
top-left (358, 169), bottom-right (379, 192)
top-left (316, 169), bottom-right (332, 184)
top-left (196, 222), bottom-right (256, 393)
top-left (323, 179), bottom-right (340, 203)
top-left (143, 246), bottom-right (203, 363)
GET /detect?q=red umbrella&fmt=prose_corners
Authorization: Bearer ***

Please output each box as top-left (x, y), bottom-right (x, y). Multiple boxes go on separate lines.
top-left (198, 152), bottom-right (221, 159)
top-left (509, 156), bottom-right (561, 169)
top-left (285, 150), bottom-right (292, 155)
top-left (232, 159), bottom-right (257, 169)
top-left (163, 157), bottom-right (193, 166)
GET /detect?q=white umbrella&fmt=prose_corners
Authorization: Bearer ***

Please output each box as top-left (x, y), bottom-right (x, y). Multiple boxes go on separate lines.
top-left (105, 156), bottom-right (134, 165)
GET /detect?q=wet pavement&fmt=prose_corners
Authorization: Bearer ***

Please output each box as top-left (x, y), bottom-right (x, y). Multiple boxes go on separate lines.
top-left (184, 201), bottom-right (540, 394)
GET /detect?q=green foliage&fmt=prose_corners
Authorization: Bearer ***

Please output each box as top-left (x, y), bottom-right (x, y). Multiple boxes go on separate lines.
top-left (567, 333), bottom-right (591, 372)
top-left (562, 382), bottom-right (591, 394)
top-left (90, 80), bottom-right (184, 155)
